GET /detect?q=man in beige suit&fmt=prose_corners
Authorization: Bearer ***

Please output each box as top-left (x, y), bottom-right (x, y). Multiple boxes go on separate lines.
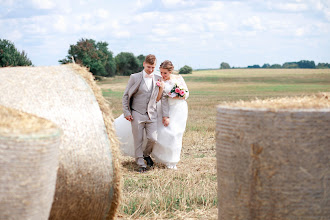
top-left (122, 54), bottom-right (169, 173)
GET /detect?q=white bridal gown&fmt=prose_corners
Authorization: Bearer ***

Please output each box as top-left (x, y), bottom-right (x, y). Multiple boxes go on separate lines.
top-left (114, 74), bottom-right (189, 169)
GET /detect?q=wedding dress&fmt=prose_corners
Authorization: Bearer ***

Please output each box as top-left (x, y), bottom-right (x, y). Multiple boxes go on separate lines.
top-left (114, 74), bottom-right (189, 169)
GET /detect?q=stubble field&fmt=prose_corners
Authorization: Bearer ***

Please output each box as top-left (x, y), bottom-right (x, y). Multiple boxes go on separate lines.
top-left (98, 68), bottom-right (330, 219)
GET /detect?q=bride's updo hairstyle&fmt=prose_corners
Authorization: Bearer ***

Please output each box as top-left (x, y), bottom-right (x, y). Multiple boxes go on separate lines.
top-left (159, 60), bottom-right (174, 73)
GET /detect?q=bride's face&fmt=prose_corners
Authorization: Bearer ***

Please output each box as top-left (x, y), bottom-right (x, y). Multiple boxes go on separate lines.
top-left (160, 68), bottom-right (171, 80)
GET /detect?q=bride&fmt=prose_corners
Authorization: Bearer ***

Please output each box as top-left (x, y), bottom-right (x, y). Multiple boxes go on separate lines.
top-left (114, 60), bottom-right (189, 169)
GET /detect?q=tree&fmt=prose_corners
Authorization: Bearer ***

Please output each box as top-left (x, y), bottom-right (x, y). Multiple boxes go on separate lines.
top-left (0, 39), bottom-right (33, 67)
top-left (59, 38), bottom-right (116, 77)
top-left (247, 64), bottom-right (260, 68)
top-left (282, 62), bottom-right (299, 68)
top-left (115, 52), bottom-right (140, 76)
top-left (316, 63), bottom-right (330, 69)
top-left (179, 65), bottom-right (193, 74)
top-left (270, 64), bottom-right (282, 69)
top-left (220, 62), bottom-right (230, 69)
top-left (136, 54), bottom-right (145, 72)
top-left (297, 60), bottom-right (315, 68)
top-left (262, 63), bottom-right (270, 68)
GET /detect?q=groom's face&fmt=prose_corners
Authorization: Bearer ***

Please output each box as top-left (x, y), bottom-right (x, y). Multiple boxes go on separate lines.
top-left (143, 61), bottom-right (156, 75)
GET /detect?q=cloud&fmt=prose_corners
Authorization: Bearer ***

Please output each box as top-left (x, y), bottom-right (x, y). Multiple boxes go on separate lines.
top-left (274, 2), bottom-right (308, 12)
top-left (0, 0), bottom-right (329, 68)
top-left (161, 0), bottom-right (196, 8)
top-left (136, 0), bottom-right (153, 9)
top-left (96, 9), bottom-right (109, 19)
top-left (2, 29), bottom-right (23, 41)
top-left (31, 0), bottom-right (55, 10)
top-left (242, 16), bottom-right (264, 31)
top-left (53, 15), bottom-right (69, 33)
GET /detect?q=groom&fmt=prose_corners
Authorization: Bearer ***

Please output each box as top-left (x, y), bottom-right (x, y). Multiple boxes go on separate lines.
top-left (122, 54), bottom-right (169, 173)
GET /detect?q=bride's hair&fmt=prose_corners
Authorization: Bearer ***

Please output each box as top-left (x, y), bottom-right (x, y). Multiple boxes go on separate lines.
top-left (159, 60), bottom-right (174, 72)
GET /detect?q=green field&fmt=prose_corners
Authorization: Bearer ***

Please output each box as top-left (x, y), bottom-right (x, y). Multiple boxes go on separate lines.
top-left (98, 68), bottom-right (330, 219)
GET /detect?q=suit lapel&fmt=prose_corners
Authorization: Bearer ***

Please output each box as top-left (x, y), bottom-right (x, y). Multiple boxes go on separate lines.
top-left (129, 72), bottom-right (143, 97)
top-left (150, 75), bottom-right (159, 101)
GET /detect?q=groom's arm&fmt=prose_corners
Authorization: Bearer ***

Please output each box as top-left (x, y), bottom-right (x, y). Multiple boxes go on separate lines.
top-left (122, 75), bottom-right (135, 119)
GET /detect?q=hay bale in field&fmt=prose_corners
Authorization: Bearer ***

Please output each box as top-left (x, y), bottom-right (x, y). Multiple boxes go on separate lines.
top-left (216, 94), bottom-right (330, 220)
top-left (0, 105), bottom-right (61, 220)
top-left (0, 64), bottom-right (121, 220)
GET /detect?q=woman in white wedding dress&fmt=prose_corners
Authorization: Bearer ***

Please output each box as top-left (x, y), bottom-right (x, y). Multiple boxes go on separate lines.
top-left (114, 60), bottom-right (189, 169)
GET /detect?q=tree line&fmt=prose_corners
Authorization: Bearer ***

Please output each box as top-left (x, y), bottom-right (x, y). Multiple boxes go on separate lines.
top-left (2, 38), bottom-right (329, 76)
top-left (0, 38), bottom-right (193, 76)
top-left (220, 60), bottom-right (330, 69)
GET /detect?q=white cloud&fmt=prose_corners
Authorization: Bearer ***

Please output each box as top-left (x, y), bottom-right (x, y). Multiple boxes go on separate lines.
top-left (162, 0), bottom-right (184, 7)
top-left (53, 15), bottom-right (68, 32)
top-left (96, 9), bottom-right (109, 19)
top-left (162, 0), bottom-right (197, 7)
top-left (31, 0), bottom-right (55, 9)
top-left (0, 0), bottom-right (15, 7)
top-left (242, 16), bottom-right (264, 31)
top-left (175, 23), bottom-right (193, 33)
top-left (152, 27), bottom-right (170, 37)
top-left (136, 0), bottom-right (153, 9)
top-left (114, 30), bottom-right (131, 38)
top-left (208, 22), bottom-right (227, 32)
top-left (1, 0), bottom-right (329, 68)
top-left (3, 29), bottom-right (23, 41)
top-left (295, 28), bottom-right (305, 36)
top-left (208, 1), bottom-right (224, 11)
top-left (277, 2), bottom-right (308, 11)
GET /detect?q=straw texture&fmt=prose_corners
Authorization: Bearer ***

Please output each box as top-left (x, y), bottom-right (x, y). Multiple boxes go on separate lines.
top-left (0, 105), bottom-right (61, 220)
top-left (0, 64), bottom-right (121, 220)
top-left (216, 95), bottom-right (330, 220)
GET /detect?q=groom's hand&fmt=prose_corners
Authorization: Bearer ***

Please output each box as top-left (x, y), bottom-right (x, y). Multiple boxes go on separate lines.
top-left (125, 115), bottom-right (133, 121)
top-left (162, 117), bottom-right (169, 127)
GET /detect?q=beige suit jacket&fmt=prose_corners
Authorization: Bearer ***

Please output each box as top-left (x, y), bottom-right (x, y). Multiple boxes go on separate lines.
top-left (122, 71), bottom-right (169, 119)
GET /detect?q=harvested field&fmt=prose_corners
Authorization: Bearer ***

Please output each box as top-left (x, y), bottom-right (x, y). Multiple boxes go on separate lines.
top-left (99, 68), bottom-right (330, 219)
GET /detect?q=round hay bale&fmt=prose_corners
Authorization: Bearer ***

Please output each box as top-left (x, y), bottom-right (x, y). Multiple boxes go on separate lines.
top-left (216, 94), bottom-right (330, 220)
top-left (0, 64), bottom-right (121, 220)
top-left (0, 105), bottom-right (61, 220)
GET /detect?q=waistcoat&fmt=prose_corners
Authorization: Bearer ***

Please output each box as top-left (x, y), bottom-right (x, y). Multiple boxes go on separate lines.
top-left (131, 79), bottom-right (153, 114)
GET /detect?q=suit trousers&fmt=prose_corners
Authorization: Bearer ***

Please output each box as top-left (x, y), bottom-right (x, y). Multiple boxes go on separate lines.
top-left (131, 110), bottom-right (157, 167)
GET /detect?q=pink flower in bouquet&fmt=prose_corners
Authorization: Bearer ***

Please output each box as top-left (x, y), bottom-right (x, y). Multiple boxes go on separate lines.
top-left (179, 90), bottom-right (185, 96)
top-left (156, 81), bottom-right (161, 87)
top-left (175, 88), bottom-right (181, 93)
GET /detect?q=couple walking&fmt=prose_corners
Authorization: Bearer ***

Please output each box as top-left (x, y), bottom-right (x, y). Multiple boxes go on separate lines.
top-left (115, 54), bottom-right (189, 173)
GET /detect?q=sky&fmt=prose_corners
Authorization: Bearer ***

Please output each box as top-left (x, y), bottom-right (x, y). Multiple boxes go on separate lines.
top-left (0, 0), bottom-right (329, 69)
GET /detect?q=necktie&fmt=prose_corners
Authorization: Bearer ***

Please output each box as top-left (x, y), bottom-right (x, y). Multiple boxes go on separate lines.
top-left (145, 73), bottom-right (153, 78)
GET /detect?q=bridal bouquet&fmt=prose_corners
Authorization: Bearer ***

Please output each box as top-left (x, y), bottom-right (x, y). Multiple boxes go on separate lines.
top-left (168, 83), bottom-right (188, 98)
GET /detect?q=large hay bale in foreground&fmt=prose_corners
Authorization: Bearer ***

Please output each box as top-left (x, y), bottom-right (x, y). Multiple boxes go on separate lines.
top-left (0, 64), bottom-right (121, 220)
top-left (216, 94), bottom-right (330, 220)
top-left (0, 105), bottom-right (61, 220)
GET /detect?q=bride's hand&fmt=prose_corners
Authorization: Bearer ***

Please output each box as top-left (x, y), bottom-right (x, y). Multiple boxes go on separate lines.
top-left (157, 79), bottom-right (164, 89)
top-left (162, 117), bottom-right (170, 127)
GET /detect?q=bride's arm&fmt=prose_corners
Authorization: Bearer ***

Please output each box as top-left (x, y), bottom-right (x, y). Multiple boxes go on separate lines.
top-left (177, 75), bottom-right (189, 100)
top-left (156, 80), bottom-right (165, 102)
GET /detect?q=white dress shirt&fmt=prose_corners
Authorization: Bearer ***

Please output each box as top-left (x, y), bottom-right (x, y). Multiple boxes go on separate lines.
top-left (143, 70), bottom-right (153, 91)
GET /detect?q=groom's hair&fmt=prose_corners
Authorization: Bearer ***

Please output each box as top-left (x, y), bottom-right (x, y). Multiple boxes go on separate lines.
top-left (145, 54), bottom-right (156, 65)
